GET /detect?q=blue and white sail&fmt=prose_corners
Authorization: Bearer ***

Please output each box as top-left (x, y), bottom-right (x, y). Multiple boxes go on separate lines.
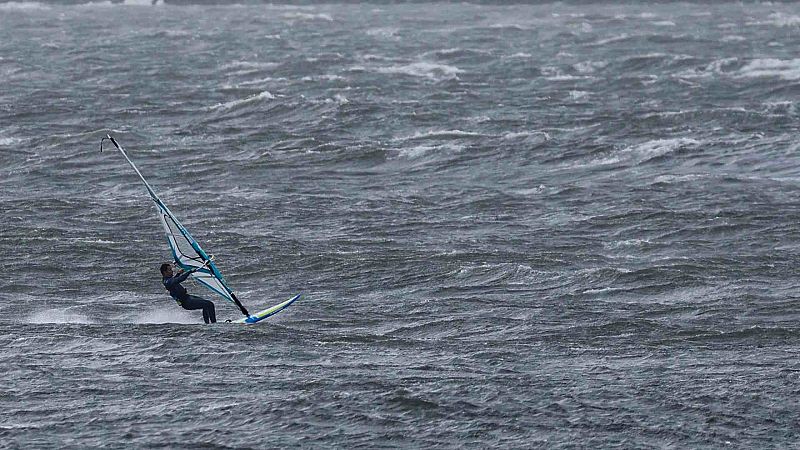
top-left (102, 134), bottom-right (249, 317)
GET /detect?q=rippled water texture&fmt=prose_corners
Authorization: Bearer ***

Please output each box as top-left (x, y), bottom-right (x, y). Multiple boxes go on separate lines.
top-left (3, 2), bottom-right (800, 447)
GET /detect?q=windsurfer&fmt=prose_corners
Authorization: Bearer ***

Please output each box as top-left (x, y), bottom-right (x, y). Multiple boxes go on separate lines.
top-left (161, 262), bottom-right (216, 324)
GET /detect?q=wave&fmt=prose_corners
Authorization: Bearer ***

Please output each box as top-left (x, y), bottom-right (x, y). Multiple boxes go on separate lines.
top-left (375, 62), bottom-right (463, 81)
top-left (300, 74), bottom-right (346, 83)
top-left (208, 90), bottom-right (275, 111)
top-left (282, 12), bottom-right (333, 22)
top-left (365, 27), bottom-right (399, 39)
top-left (219, 61), bottom-right (279, 72)
top-left (761, 12), bottom-right (800, 27)
top-left (590, 33), bottom-right (631, 46)
top-left (565, 137), bottom-right (700, 170)
top-left (395, 142), bottom-right (464, 160)
top-left (673, 58), bottom-right (734, 78)
top-left (650, 173), bottom-right (710, 185)
top-left (0, 136), bottom-right (22, 146)
top-left (398, 129), bottom-right (486, 141)
top-left (721, 35), bottom-right (746, 43)
top-left (674, 326), bottom-right (800, 344)
top-left (449, 263), bottom-right (545, 287)
top-left (737, 58), bottom-right (800, 80)
top-left (423, 47), bottom-right (492, 60)
top-left (486, 23), bottom-right (529, 31)
top-left (0, 1), bottom-right (49, 10)
top-left (501, 130), bottom-right (550, 142)
top-left (573, 60), bottom-right (608, 74)
top-left (622, 138), bottom-right (700, 163)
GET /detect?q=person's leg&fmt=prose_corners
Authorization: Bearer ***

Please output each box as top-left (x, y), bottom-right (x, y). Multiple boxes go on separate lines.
top-left (181, 295), bottom-right (213, 324)
top-left (206, 300), bottom-right (216, 323)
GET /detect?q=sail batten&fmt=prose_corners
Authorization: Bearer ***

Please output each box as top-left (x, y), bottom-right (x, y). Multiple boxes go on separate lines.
top-left (104, 135), bottom-right (248, 316)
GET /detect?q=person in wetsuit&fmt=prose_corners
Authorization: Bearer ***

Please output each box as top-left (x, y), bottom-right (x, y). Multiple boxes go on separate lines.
top-left (160, 262), bottom-right (216, 324)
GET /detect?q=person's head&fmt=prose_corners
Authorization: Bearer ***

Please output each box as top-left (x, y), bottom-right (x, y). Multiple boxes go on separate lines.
top-left (160, 263), bottom-right (173, 277)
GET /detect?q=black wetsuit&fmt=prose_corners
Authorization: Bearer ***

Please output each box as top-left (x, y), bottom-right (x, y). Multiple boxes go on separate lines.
top-left (163, 270), bottom-right (216, 324)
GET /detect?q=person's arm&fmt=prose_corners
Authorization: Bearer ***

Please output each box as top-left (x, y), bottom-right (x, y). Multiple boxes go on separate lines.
top-left (164, 269), bottom-right (193, 288)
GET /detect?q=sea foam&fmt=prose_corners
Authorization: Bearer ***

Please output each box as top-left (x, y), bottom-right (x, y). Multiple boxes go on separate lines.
top-left (738, 58), bottom-right (800, 80)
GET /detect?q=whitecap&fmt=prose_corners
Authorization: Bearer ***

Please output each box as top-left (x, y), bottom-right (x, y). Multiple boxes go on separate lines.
top-left (591, 34), bottom-right (630, 46)
top-left (574, 60), bottom-right (607, 74)
top-left (766, 12), bottom-right (800, 27)
top-left (541, 65), bottom-right (587, 81)
top-left (604, 239), bottom-right (652, 249)
top-left (398, 144), bottom-right (436, 159)
top-left (737, 58), bottom-right (800, 80)
top-left (721, 35), bottom-right (746, 42)
top-left (282, 12), bottom-right (333, 22)
top-left (0, 1), bottom-right (49, 10)
top-left (209, 90), bottom-right (275, 111)
top-left (450, 262), bottom-right (544, 286)
top-left (399, 129), bottom-right (485, 141)
top-left (567, 138), bottom-right (699, 169)
top-left (676, 57), bottom-right (739, 79)
top-left (510, 185), bottom-right (547, 197)
top-left (488, 23), bottom-right (527, 31)
top-left (622, 137), bottom-right (700, 163)
top-left (0, 136), bottom-right (21, 146)
top-left (502, 130), bottom-right (550, 141)
top-left (375, 62), bottom-right (463, 81)
top-left (220, 61), bottom-right (278, 71)
top-left (396, 142), bottom-right (465, 159)
top-left (652, 173), bottom-right (709, 184)
top-left (366, 27), bottom-right (399, 38)
top-left (569, 90), bottom-right (589, 100)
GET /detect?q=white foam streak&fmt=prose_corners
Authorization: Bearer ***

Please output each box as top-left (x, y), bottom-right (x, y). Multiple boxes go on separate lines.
top-left (0, 136), bottom-right (21, 146)
top-left (0, 2), bottom-right (49, 10)
top-left (766, 12), bottom-right (800, 27)
top-left (738, 59), bottom-right (800, 80)
top-left (400, 129), bottom-right (485, 141)
top-left (571, 138), bottom-right (700, 169)
top-left (209, 90), bottom-right (275, 111)
top-left (220, 61), bottom-right (278, 71)
top-left (623, 138), bottom-right (699, 162)
top-left (502, 131), bottom-right (550, 142)
top-left (375, 62), bottom-right (462, 80)
top-left (282, 12), bottom-right (333, 22)
top-left (396, 142), bottom-right (465, 159)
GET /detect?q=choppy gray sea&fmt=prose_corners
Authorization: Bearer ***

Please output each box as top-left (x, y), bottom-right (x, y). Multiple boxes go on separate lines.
top-left (3, 1), bottom-right (800, 447)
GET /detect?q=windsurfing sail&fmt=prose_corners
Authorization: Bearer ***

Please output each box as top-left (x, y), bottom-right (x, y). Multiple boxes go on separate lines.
top-left (101, 134), bottom-right (250, 317)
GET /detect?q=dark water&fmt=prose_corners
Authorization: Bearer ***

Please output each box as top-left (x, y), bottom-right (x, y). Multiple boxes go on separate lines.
top-left (3, 1), bottom-right (800, 447)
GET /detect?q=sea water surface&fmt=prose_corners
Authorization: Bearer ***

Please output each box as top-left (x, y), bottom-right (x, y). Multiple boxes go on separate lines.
top-left (2, 1), bottom-right (800, 447)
